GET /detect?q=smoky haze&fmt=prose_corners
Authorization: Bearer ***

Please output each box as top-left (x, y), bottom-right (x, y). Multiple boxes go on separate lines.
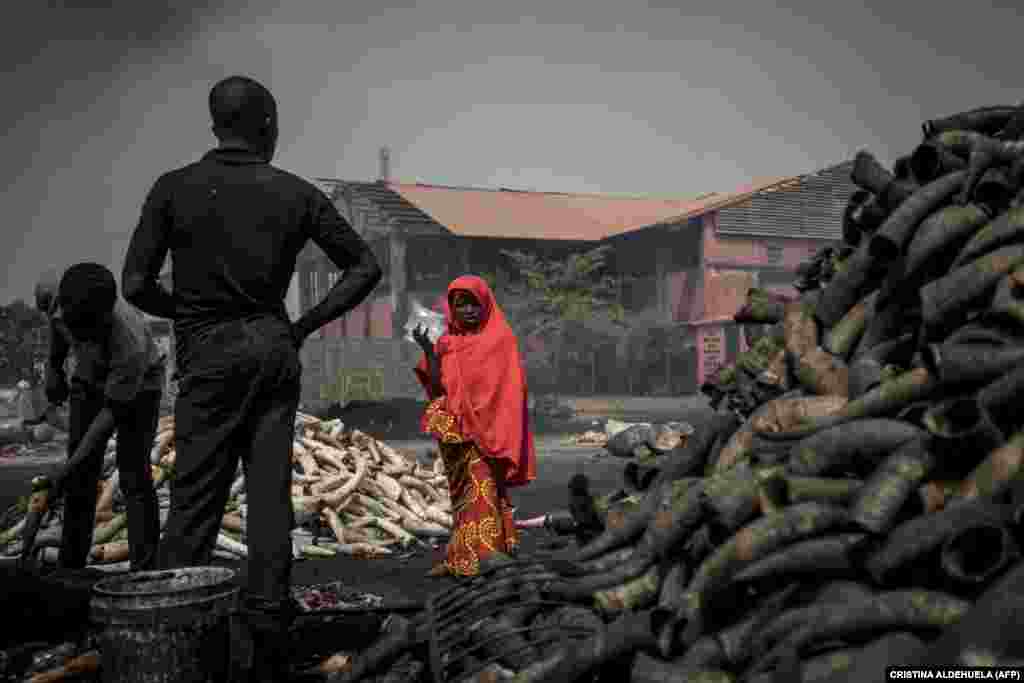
top-left (1, 0), bottom-right (1019, 304)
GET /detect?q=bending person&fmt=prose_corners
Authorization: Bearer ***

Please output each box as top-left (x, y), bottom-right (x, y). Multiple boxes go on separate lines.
top-left (48, 263), bottom-right (165, 571)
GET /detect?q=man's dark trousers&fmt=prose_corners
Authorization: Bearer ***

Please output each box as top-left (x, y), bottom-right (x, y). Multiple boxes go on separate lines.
top-left (157, 316), bottom-right (300, 606)
top-left (60, 381), bottom-right (161, 571)
top-left (157, 316), bottom-right (301, 681)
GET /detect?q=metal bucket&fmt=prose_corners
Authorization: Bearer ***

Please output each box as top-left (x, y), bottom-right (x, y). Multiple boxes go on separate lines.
top-left (90, 566), bottom-right (239, 683)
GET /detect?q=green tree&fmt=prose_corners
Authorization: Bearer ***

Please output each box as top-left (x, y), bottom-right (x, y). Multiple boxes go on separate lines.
top-left (493, 245), bottom-right (629, 397)
top-left (497, 244), bottom-right (627, 338)
top-left (0, 300), bottom-right (48, 385)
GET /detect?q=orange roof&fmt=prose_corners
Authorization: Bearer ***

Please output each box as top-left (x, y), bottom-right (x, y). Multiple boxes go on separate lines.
top-left (384, 175), bottom-right (799, 241)
top-left (385, 182), bottom-right (705, 241)
top-left (655, 175), bottom-right (802, 222)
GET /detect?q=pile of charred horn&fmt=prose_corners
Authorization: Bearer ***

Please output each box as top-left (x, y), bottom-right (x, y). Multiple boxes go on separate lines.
top-left (333, 103), bottom-right (1024, 683)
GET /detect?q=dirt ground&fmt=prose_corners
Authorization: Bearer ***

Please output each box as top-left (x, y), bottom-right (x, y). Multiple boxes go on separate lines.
top-left (0, 396), bottom-right (714, 606)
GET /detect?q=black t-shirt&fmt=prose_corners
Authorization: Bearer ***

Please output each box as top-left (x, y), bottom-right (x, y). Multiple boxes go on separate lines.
top-left (123, 146), bottom-right (371, 337)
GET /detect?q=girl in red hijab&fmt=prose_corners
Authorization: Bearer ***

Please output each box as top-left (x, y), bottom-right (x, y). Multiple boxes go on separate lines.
top-left (413, 275), bottom-right (537, 577)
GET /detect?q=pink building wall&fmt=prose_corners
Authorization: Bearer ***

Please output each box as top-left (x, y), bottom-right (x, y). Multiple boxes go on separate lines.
top-left (702, 212), bottom-right (821, 269)
top-left (688, 212), bottom-right (827, 386)
top-left (320, 319), bottom-right (344, 339)
top-left (699, 268), bottom-right (757, 321)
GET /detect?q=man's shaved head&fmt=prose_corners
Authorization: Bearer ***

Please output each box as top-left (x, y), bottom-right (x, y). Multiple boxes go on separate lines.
top-left (208, 75), bottom-right (278, 157)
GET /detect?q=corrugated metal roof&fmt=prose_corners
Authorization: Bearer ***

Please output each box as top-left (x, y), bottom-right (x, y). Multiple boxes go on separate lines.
top-left (385, 182), bottom-right (702, 241)
top-left (340, 181), bottom-right (445, 235)
top-left (318, 161), bottom-right (854, 243)
top-left (323, 180), bottom-right (708, 242)
top-left (652, 175), bottom-right (800, 225)
top-left (710, 162), bottom-right (856, 241)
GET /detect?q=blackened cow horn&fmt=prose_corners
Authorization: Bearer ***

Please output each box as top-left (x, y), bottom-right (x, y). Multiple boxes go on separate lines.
top-left (923, 106), bottom-right (1021, 139)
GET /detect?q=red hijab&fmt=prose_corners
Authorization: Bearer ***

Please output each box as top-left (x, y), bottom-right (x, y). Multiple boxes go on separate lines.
top-left (415, 276), bottom-right (536, 487)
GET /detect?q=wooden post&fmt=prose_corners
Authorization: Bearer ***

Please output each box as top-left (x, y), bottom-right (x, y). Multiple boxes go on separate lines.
top-left (592, 348), bottom-right (597, 394)
top-left (458, 238), bottom-right (472, 275)
top-left (655, 235), bottom-right (669, 319)
top-left (666, 343), bottom-right (671, 395)
top-left (554, 331), bottom-right (562, 398)
top-left (627, 336), bottom-right (634, 396)
top-left (390, 226), bottom-right (408, 340)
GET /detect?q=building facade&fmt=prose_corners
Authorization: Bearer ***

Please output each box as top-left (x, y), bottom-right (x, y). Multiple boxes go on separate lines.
top-left (295, 156), bottom-right (699, 409)
top-left (616, 160), bottom-right (857, 389)
top-left (294, 154), bottom-right (857, 408)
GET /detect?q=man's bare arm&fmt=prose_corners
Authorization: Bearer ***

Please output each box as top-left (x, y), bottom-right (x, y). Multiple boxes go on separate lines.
top-left (122, 176), bottom-right (176, 319)
top-left (292, 193), bottom-right (383, 341)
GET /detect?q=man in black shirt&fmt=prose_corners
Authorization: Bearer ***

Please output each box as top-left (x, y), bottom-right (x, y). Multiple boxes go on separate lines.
top-left (122, 75), bottom-right (382, 681)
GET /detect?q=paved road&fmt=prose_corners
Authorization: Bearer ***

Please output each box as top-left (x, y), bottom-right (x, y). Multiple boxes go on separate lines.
top-left (0, 398), bottom-right (715, 604)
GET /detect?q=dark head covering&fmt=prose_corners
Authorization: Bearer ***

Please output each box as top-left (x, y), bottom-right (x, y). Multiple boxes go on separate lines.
top-left (59, 262), bottom-right (117, 319)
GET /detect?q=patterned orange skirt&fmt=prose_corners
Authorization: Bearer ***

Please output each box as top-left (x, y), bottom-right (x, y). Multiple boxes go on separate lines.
top-left (423, 398), bottom-right (518, 577)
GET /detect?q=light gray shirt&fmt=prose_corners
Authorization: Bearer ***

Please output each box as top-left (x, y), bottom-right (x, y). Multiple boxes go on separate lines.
top-left (55, 299), bottom-right (166, 402)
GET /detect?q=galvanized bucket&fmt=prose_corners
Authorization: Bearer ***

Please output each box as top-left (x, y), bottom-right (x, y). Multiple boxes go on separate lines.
top-left (90, 567), bottom-right (239, 683)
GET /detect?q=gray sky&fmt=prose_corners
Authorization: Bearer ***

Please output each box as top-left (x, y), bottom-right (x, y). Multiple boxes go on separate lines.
top-left (2, 0), bottom-right (1019, 304)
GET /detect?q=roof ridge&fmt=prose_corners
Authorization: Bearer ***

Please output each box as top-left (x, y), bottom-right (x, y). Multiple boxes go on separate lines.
top-left (388, 181), bottom-right (702, 202)
top-left (317, 159), bottom-right (850, 202)
top-left (386, 180), bottom-right (629, 240)
top-left (316, 177), bottom-right (702, 202)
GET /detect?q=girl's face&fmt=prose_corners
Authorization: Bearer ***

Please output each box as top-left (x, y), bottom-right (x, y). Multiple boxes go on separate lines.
top-left (451, 290), bottom-right (483, 330)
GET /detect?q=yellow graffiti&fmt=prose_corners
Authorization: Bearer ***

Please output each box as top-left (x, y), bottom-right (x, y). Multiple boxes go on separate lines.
top-left (320, 368), bottom-right (385, 403)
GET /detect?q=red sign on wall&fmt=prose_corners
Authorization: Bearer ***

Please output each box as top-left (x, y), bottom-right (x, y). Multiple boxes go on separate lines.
top-left (697, 325), bottom-right (726, 385)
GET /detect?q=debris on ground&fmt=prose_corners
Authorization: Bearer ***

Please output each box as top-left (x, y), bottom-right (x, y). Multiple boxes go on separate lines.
top-left (0, 413), bottom-right (453, 567)
top-left (603, 418), bottom-right (637, 438)
top-left (340, 103), bottom-right (1024, 682)
top-left (0, 400), bottom-right (70, 454)
top-left (0, 420), bottom-right (66, 449)
top-left (0, 641), bottom-right (101, 683)
top-left (292, 580), bottom-right (385, 613)
top-left (604, 420), bottom-right (694, 459)
top-left (531, 395), bottom-right (575, 420)
top-left (320, 399), bottom-right (430, 441)
top-left (563, 430), bottom-right (608, 447)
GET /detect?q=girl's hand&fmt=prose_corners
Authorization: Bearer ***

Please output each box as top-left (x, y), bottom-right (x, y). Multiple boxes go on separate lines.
top-left (412, 324), bottom-right (434, 354)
